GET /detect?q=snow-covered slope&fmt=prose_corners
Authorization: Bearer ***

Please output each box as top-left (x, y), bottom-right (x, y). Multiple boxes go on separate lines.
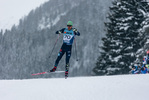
top-left (0, 74), bottom-right (149, 100)
top-left (0, 0), bottom-right (49, 31)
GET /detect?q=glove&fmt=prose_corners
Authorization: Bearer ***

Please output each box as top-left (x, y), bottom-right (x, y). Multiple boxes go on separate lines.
top-left (56, 31), bottom-right (61, 34)
top-left (73, 28), bottom-right (77, 32)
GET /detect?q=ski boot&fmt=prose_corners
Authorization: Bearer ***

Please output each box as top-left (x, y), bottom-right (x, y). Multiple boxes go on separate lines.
top-left (65, 64), bottom-right (69, 79)
top-left (50, 66), bottom-right (57, 72)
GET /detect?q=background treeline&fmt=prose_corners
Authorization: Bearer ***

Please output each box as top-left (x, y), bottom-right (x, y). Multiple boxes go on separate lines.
top-left (0, 0), bottom-right (111, 79)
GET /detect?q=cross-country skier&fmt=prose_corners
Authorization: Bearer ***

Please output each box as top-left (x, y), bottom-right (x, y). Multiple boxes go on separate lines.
top-left (49, 21), bottom-right (80, 78)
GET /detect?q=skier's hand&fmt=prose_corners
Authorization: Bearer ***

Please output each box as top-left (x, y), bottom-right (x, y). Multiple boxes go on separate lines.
top-left (73, 28), bottom-right (77, 32)
top-left (56, 31), bottom-right (61, 34)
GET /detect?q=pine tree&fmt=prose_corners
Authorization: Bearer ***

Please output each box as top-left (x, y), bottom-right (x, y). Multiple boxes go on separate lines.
top-left (135, 12), bottom-right (149, 65)
top-left (93, 0), bottom-right (149, 75)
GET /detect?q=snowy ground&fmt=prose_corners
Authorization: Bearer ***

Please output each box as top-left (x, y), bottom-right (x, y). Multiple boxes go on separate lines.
top-left (0, 74), bottom-right (149, 100)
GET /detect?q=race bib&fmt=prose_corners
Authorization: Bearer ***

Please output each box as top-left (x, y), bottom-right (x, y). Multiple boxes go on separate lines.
top-left (63, 34), bottom-right (73, 43)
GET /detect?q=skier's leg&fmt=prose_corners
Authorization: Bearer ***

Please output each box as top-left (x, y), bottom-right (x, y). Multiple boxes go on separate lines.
top-left (65, 50), bottom-right (71, 77)
top-left (65, 64), bottom-right (69, 78)
top-left (55, 49), bottom-right (65, 66)
top-left (50, 49), bottom-right (65, 72)
top-left (66, 51), bottom-right (71, 64)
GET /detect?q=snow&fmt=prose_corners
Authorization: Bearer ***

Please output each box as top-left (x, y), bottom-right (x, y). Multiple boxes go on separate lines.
top-left (113, 55), bottom-right (122, 62)
top-left (107, 67), bottom-right (120, 71)
top-left (125, 46), bottom-right (133, 50)
top-left (52, 12), bottom-right (67, 26)
top-left (0, 0), bottom-right (49, 31)
top-left (120, 26), bottom-right (129, 31)
top-left (136, 48), bottom-right (143, 54)
top-left (116, 2), bottom-right (121, 6)
top-left (0, 74), bottom-right (149, 100)
top-left (38, 12), bottom-right (67, 30)
top-left (146, 39), bottom-right (149, 44)
top-left (138, 9), bottom-right (146, 16)
top-left (143, 24), bottom-right (149, 33)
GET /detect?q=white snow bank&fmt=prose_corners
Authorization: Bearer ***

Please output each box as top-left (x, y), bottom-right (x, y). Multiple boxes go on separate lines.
top-left (0, 74), bottom-right (149, 100)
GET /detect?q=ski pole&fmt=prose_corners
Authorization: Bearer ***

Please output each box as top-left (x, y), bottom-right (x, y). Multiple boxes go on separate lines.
top-left (74, 37), bottom-right (78, 61)
top-left (49, 33), bottom-right (60, 58)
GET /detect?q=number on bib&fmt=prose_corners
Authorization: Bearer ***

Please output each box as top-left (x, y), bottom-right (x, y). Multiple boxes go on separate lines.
top-left (64, 35), bottom-right (73, 40)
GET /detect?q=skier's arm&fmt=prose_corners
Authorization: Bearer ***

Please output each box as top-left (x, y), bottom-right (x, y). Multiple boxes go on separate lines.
top-left (73, 28), bottom-right (80, 36)
top-left (56, 28), bottom-right (65, 34)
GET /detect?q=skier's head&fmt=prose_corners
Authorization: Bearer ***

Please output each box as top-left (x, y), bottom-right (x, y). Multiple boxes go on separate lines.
top-left (67, 21), bottom-right (73, 30)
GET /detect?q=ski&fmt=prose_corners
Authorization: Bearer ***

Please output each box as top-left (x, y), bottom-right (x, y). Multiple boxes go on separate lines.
top-left (32, 71), bottom-right (65, 76)
top-left (32, 72), bottom-right (47, 75)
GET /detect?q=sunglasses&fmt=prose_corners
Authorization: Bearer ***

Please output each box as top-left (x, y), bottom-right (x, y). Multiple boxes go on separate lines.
top-left (67, 25), bottom-right (72, 27)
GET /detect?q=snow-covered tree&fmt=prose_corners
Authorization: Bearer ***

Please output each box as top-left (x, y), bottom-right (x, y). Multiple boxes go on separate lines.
top-left (134, 12), bottom-right (149, 65)
top-left (93, 0), bottom-right (149, 75)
